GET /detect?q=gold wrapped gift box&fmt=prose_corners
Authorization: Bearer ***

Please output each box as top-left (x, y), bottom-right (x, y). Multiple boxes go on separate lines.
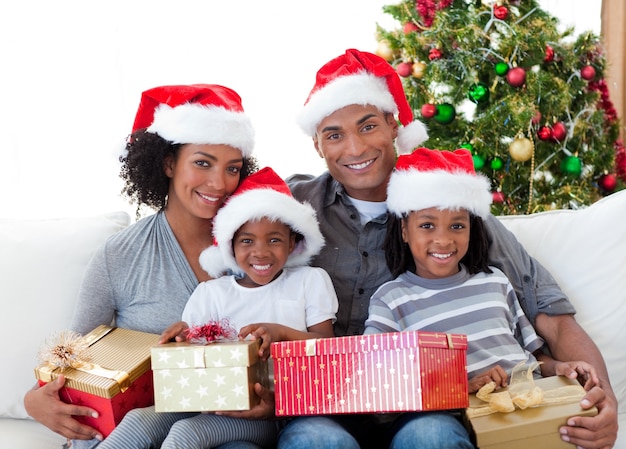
top-left (151, 340), bottom-right (269, 412)
top-left (465, 375), bottom-right (598, 449)
top-left (34, 325), bottom-right (159, 436)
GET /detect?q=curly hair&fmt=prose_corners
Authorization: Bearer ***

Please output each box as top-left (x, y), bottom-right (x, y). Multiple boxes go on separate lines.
top-left (384, 212), bottom-right (492, 278)
top-left (119, 130), bottom-right (258, 212)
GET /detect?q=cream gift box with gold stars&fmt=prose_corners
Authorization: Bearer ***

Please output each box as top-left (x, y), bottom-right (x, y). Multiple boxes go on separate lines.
top-left (151, 340), bottom-right (269, 412)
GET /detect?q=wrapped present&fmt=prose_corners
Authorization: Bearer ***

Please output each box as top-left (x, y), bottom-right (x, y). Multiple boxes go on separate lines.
top-left (151, 339), bottom-right (269, 412)
top-left (35, 325), bottom-right (159, 437)
top-left (465, 375), bottom-right (598, 449)
top-left (271, 331), bottom-right (468, 416)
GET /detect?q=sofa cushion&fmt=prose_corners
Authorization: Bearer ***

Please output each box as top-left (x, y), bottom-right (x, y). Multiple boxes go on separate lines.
top-left (497, 190), bottom-right (626, 408)
top-left (0, 212), bottom-right (130, 419)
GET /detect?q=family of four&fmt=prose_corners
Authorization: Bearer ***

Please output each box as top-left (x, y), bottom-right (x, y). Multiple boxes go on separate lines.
top-left (25, 49), bottom-right (617, 449)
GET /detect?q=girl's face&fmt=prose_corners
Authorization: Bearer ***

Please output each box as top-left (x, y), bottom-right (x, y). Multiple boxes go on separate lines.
top-left (401, 207), bottom-right (471, 279)
top-left (233, 217), bottom-right (296, 288)
top-left (164, 144), bottom-right (243, 220)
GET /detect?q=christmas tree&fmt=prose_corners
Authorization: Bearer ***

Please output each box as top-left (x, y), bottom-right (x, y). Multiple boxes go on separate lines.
top-left (375, 0), bottom-right (625, 215)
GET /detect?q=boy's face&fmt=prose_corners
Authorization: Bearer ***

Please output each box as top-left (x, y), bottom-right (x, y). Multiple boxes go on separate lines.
top-left (401, 207), bottom-right (470, 279)
top-left (233, 217), bottom-right (296, 287)
top-left (313, 104), bottom-right (399, 202)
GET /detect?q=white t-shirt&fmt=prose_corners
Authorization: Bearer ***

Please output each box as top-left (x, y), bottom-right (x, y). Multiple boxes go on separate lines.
top-left (347, 195), bottom-right (387, 226)
top-left (182, 265), bottom-right (338, 332)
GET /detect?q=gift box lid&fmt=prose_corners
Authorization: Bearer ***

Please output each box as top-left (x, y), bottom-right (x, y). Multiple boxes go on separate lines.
top-left (35, 325), bottom-right (159, 398)
top-left (151, 339), bottom-right (261, 370)
top-left (467, 376), bottom-right (598, 448)
top-left (270, 330), bottom-right (467, 359)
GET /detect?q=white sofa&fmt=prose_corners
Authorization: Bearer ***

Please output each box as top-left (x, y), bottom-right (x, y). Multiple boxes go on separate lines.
top-left (1, 192), bottom-right (624, 448)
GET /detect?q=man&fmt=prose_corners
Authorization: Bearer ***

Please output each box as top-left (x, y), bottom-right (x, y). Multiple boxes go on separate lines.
top-left (280, 49), bottom-right (617, 449)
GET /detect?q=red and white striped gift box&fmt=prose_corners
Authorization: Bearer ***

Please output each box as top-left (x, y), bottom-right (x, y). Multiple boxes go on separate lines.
top-left (271, 331), bottom-right (468, 416)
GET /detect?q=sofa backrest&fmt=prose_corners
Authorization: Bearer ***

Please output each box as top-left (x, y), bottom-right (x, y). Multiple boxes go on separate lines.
top-left (497, 190), bottom-right (626, 408)
top-left (0, 212), bottom-right (130, 419)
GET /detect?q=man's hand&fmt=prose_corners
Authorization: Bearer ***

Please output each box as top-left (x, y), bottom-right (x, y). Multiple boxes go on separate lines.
top-left (24, 375), bottom-right (103, 441)
top-left (536, 313), bottom-right (618, 448)
top-left (559, 385), bottom-right (618, 449)
top-left (553, 360), bottom-right (599, 391)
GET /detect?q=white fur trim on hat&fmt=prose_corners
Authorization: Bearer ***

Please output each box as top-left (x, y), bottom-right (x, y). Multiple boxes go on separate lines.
top-left (387, 169), bottom-right (493, 218)
top-left (296, 73), bottom-right (397, 137)
top-left (147, 103), bottom-right (255, 157)
top-left (199, 189), bottom-right (325, 278)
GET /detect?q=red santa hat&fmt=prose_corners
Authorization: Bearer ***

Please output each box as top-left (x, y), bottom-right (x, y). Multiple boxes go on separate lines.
top-left (199, 167), bottom-right (325, 278)
top-left (297, 49), bottom-right (428, 154)
top-left (131, 84), bottom-right (254, 157)
top-left (387, 147), bottom-right (493, 218)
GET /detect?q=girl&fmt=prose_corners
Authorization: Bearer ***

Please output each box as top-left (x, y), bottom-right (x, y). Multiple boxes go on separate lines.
top-left (365, 147), bottom-right (597, 391)
top-left (364, 147), bottom-right (597, 447)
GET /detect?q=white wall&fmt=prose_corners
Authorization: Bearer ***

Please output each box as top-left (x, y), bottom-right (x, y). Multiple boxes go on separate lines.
top-left (0, 1), bottom-right (600, 219)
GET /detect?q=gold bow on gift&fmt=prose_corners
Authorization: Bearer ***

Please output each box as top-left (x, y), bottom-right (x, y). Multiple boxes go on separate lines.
top-left (466, 361), bottom-right (587, 418)
top-left (37, 327), bottom-right (131, 392)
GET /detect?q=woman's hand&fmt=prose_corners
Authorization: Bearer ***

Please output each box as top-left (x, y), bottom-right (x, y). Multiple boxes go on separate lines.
top-left (24, 375), bottom-right (103, 441)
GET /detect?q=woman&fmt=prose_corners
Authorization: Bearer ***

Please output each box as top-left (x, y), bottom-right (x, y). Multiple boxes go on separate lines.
top-left (23, 84), bottom-right (259, 446)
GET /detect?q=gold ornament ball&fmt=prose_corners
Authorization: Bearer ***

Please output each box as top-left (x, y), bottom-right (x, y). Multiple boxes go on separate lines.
top-left (509, 137), bottom-right (533, 162)
top-left (412, 62), bottom-right (426, 78)
top-left (376, 41), bottom-right (394, 61)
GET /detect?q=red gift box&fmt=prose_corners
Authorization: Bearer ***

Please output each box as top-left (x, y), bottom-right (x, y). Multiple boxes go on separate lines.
top-left (271, 331), bottom-right (468, 416)
top-left (35, 325), bottom-right (159, 437)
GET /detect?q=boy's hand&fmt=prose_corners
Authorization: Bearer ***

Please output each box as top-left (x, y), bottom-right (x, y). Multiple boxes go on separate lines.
top-left (158, 321), bottom-right (189, 344)
top-left (238, 323), bottom-right (281, 360)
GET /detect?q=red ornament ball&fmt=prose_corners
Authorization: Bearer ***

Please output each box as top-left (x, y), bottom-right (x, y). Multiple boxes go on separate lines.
top-left (428, 48), bottom-right (443, 61)
top-left (506, 67), bottom-right (526, 87)
top-left (403, 22), bottom-right (419, 34)
top-left (493, 5), bottom-right (508, 20)
top-left (537, 126), bottom-right (552, 141)
top-left (421, 103), bottom-right (437, 119)
top-left (492, 191), bottom-right (506, 204)
top-left (544, 45), bottom-right (555, 63)
top-left (396, 62), bottom-right (413, 78)
top-left (552, 122), bottom-right (567, 141)
top-left (532, 110), bottom-right (542, 125)
top-left (581, 65), bottom-right (596, 81)
top-left (599, 174), bottom-right (617, 192)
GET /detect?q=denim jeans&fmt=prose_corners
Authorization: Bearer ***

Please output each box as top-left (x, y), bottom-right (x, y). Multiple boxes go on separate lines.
top-left (277, 412), bottom-right (475, 449)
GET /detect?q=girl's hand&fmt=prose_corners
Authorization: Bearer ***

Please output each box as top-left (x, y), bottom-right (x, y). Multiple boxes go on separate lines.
top-left (468, 365), bottom-right (509, 393)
